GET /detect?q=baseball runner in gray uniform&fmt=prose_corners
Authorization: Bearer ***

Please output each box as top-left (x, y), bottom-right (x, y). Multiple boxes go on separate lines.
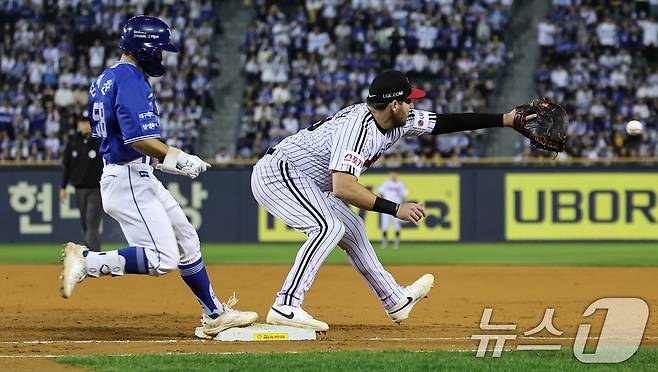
top-left (252, 70), bottom-right (532, 331)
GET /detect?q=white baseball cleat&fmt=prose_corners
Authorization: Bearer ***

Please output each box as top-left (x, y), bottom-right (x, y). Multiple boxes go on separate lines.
top-left (59, 242), bottom-right (88, 298)
top-left (266, 304), bottom-right (329, 332)
top-left (202, 294), bottom-right (258, 336)
top-left (386, 273), bottom-right (435, 323)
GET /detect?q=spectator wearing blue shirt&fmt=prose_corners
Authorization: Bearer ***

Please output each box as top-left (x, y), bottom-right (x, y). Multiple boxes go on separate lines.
top-left (28, 99), bottom-right (47, 134)
top-left (0, 99), bottom-right (15, 137)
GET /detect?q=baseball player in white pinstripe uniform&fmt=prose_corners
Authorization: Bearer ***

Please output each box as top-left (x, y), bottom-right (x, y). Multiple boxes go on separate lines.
top-left (377, 171), bottom-right (408, 249)
top-left (252, 70), bottom-right (527, 331)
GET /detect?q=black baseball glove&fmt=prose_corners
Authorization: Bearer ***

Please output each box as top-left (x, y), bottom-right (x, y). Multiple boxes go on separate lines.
top-left (513, 97), bottom-right (569, 153)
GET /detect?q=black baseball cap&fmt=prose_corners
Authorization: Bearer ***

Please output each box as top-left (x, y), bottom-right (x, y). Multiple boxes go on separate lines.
top-left (367, 70), bottom-right (426, 103)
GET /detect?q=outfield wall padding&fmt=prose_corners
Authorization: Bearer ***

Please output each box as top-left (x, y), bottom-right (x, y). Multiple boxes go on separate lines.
top-left (1, 166), bottom-right (656, 243)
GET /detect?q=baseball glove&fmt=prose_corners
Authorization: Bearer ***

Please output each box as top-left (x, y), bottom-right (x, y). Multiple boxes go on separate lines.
top-left (513, 97), bottom-right (569, 153)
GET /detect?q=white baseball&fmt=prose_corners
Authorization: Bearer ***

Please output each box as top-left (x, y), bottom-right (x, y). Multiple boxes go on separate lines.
top-left (626, 120), bottom-right (643, 136)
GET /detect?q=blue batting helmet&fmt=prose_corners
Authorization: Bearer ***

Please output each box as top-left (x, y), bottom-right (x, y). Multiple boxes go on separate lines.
top-left (119, 15), bottom-right (178, 77)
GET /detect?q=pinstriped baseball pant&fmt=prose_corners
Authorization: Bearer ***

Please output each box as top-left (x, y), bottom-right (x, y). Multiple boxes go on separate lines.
top-left (251, 151), bottom-right (404, 309)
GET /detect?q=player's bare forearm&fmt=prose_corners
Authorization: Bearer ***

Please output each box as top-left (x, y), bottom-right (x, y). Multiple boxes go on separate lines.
top-left (333, 172), bottom-right (426, 225)
top-left (130, 138), bottom-right (169, 161)
top-left (332, 172), bottom-right (377, 210)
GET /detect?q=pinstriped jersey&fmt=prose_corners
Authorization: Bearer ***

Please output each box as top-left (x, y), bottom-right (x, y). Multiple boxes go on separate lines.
top-left (275, 103), bottom-right (436, 192)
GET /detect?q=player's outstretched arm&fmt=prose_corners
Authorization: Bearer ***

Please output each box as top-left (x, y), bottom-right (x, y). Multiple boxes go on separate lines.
top-left (333, 172), bottom-right (426, 226)
top-left (427, 99), bottom-right (569, 153)
top-left (130, 138), bottom-right (211, 179)
top-left (429, 108), bottom-right (540, 134)
top-left (430, 111), bottom-right (514, 135)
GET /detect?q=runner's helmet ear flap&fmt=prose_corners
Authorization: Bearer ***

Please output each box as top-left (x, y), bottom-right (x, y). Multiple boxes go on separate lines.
top-left (119, 15), bottom-right (178, 77)
top-left (136, 48), bottom-right (150, 59)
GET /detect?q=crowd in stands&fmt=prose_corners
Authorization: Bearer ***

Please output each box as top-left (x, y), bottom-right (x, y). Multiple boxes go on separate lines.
top-left (7, 0), bottom-right (653, 165)
top-left (528, 0), bottom-right (658, 160)
top-left (0, 0), bottom-right (218, 162)
top-left (235, 0), bottom-right (513, 162)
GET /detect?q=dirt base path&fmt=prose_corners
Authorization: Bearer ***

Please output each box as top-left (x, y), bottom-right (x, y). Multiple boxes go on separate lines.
top-left (1, 264), bottom-right (656, 369)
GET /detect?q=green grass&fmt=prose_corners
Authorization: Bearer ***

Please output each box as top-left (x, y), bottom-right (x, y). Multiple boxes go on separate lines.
top-left (1, 242), bottom-right (657, 266)
top-left (56, 349), bottom-right (658, 372)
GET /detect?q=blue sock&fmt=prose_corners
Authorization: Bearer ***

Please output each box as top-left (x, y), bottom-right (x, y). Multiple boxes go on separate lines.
top-left (179, 258), bottom-right (223, 317)
top-left (117, 247), bottom-right (149, 274)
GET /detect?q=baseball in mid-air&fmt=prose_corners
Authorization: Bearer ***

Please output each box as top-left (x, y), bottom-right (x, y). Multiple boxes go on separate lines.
top-left (626, 120), bottom-right (643, 136)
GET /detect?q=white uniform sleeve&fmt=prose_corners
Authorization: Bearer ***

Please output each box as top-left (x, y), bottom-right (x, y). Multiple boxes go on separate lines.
top-left (329, 113), bottom-right (371, 178)
top-left (401, 109), bottom-right (437, 137)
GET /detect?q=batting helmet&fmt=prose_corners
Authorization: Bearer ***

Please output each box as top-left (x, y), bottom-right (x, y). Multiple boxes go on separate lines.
top-left (119, 15), bottom-right (178, 77)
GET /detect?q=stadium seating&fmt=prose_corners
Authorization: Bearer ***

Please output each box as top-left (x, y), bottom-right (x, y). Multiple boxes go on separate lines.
top-left (236, 0), bottom-right (512, 162)
top-left (527, 0), bottom-right (658, 159)
top-left (0, 0), bottom-right (217, 161)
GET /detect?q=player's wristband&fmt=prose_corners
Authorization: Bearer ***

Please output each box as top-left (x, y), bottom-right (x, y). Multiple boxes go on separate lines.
top-left (373, 197), bottom-right (399, 216)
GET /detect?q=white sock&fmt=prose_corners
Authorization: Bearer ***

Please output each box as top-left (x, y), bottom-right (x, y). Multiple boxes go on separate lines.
top-left (84, 251), bottom-right (126, 277)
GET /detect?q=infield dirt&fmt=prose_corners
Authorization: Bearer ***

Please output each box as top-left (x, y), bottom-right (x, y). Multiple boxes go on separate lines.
top-left (1, 264), bottom-right (656, 369)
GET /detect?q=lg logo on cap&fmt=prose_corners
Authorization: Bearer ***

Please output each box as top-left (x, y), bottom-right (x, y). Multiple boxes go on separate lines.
top-left (383, 91), bottom-right (403, 99)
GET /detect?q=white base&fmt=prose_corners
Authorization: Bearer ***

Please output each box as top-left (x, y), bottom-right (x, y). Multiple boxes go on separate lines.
top-left (195, 323), bottom-right (317, 341)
